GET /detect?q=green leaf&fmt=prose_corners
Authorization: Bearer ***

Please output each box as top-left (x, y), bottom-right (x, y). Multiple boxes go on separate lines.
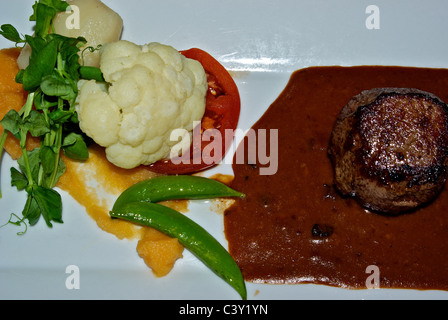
top-left (33, 3), bottom-right (57, 38)
top-left (53, 34), bottom-right (86, 56)
top-left (21, 185), bottom-right (63, 227)
top-left (18, 146), bottom-right (66, 188)
top-left (68, 111), bottom-right (79, 124)
top-left (25, 34), bottom-right (46, 61)
top-left (39, 145), bottom-right (56, 174)
top-left (41, 73), bottom-right (76, 101)
top-left (0, 24), bottom-right (25, 43)
top-left (32, 185), bottom-right (63, 227)
top-left (18, 149), bottom-right (41, 184)
top-left (54, 35), bottom-right (86, 81)
top-left (0, 109), bottom-right (23, 140)
top-left (22, 193), bottom-right (42, 226)
top-left (49, 109), bottom-right (74, 123)
top-left (47, 157), bottom-right (66, 188)
top-left (10, 167), bottom-right (28, 191)
top-left (22, 38), bottom-right (58, 91)
top-left (33, 90), bottom-right (57, 111)
top-left (44, 0), bottom-right (70, 12)
top-left (29, 1), bottom-right (39, 21)
top-left (62, 132), bottom-right (89, 161)
top-left (24, 110), bottom-right (50, 137)
top-left (15, 69), bottom-right (24, 84)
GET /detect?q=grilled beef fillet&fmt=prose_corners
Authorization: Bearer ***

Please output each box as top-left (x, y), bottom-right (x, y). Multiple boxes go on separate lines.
top-left (328, 88), bottom-right (448, 214)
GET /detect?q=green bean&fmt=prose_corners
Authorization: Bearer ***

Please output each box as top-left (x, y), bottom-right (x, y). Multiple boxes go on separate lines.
top-left (110, 201), bottom-right (247, 300)
top-left (112, 175), bottom-right (245, 211)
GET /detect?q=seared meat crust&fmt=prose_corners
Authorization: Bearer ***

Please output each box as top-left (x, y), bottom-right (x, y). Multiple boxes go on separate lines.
top-left (328, 88), bottom-right (448, 214)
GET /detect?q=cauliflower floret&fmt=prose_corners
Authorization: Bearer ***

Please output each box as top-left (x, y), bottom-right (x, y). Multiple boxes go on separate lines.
top-left (76, 40), bottom-right (207, 169)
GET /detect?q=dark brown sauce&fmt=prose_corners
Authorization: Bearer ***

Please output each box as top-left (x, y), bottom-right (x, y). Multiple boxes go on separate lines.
top-left (224, 66), bottom-right (448, 289)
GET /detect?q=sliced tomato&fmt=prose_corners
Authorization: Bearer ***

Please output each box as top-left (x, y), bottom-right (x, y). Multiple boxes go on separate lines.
top-left (148, 48), bottom-right (241, 175)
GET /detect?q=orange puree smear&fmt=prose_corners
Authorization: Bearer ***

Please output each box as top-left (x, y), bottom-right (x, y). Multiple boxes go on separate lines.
top-left (0, 48), bottom-right (185, 276)
top-left (137, 227), bottom-right (184, 277)
top-left (57, 144), bottom-right (158, 240)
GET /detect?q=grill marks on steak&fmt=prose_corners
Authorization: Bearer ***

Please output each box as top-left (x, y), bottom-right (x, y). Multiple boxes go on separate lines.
top-left (328, 88), bottom-right (448, 214)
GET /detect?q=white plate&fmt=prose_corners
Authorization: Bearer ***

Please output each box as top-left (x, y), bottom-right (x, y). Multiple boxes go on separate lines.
top-left (1, 0), bottom-right (448, 300)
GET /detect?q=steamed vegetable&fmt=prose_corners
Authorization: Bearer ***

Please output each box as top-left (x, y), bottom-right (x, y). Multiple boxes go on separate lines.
top-left (76, 40), bottom-right (208, 169)
top-left (110, 175), bottom-right (247, 299)
top-left (112, 175), bottom-right (245, 210)
top-left (149, 48), bottom-right (242, 175)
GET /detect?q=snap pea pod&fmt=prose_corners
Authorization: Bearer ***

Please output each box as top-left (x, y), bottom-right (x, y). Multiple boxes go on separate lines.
top-left (112, 175), bottom-right (245, 211)
top-left (110, 201), bottom-right (247, 300)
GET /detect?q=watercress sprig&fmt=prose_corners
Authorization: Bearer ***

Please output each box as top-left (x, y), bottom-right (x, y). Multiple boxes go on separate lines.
top-left (0, 0), bottom-right (103, 229)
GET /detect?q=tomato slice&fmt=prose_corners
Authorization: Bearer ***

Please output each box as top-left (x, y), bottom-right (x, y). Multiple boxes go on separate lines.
top-left (148, 48), bottom-right (241, 175)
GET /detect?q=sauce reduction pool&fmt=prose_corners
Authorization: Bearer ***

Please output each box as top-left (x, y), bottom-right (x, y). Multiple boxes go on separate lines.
top-left (224, 66), bottom-right (448, 289)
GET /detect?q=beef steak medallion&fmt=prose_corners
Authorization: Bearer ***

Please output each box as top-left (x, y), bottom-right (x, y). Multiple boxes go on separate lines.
top-left (328, 88), bottom-right (448, 214)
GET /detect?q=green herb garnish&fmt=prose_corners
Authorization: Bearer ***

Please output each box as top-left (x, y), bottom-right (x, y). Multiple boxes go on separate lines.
top-left (0, 1), bottom-right (103, 229)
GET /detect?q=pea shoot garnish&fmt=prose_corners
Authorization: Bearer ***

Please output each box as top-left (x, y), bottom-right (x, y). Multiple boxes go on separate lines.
top-left (0, 0), bottom-right (103, 229)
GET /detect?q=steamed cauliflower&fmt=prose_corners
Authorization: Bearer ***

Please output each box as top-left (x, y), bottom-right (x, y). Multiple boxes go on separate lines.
top-left (76, 40), bottom-right (207, 169)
